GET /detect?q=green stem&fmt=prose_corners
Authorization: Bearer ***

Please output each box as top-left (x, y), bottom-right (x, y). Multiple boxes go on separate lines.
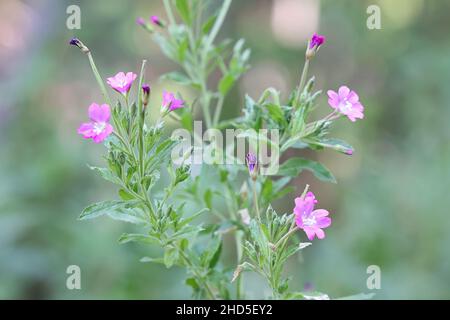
top-left (137, 60), bottom-right (147, 181)
top-left (87, 51), bottom-right (112, 106)
top-left (163, 0), bottom-right (176, 25)
top-left (212, 95), bottom-right (224, 127)
top-left (177, 247), bottom-right (216, 299)
top-left (202, 0), bottom-right (232, 61)
top-left (252, 179), bottom-right (260, 221)
top-left (294, 59), bottom-right (310, 107)
top-left (200, 84), bottom-right (213, 129)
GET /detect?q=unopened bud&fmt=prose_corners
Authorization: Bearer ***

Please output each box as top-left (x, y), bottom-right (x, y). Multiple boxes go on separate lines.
top-left (142, 84), bottom-right (150, 108)
top-left (151, 15), bottom-right (166, 28)
top-left (305, 33), bottom-right (325, 60)
top-left (69, 37), bottom-right (89, 54)
top-left (246, 152), bottom-right (258, 180)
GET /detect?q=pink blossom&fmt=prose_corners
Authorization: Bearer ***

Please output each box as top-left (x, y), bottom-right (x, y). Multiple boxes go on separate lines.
top-left (161, 90), bottom-right (185, 112)
top-left (327, 86), bottom-right (364, 122)
top-left (107, 72), bottom-right (137, 95)
top-left (77, 103), bottom-right (113, 143)
top-left (309, 33), bottom-right (326, 50)
top-left (294, 191), bottom-right (331, 241)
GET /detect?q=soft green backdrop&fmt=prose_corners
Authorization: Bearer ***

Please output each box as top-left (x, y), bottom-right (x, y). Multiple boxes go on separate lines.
top-left (0, 0), bottom-right (449, 299)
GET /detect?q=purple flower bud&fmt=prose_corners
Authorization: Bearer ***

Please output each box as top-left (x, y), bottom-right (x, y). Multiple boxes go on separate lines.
top-left (69, 37), bottom-right (81, 46)
top-left (136, 17), bottom-right (146, 26)
top-left (142, 84), bottom-right (151, 107)
top-left (69, 37), bottom-right (89, 53)
top-left (306, 33), bottom-right (325, 60)
top-left (309, 33), bottom-right (326, 50)
top-left (151, 15), bottom-right (164, 27)
top-left (246, 152), bottom-right (257, 175)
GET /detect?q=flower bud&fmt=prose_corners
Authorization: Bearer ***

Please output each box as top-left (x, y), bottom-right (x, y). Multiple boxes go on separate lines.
top-left (136, 17), bottom-right (154, 32)
top-left (142, 84), bottom-right (150, 108)
top-left (151, 15), bottom-right (165, 28)
top-left (69, 37), bottom-right (89, 54)
top-left (305, 33), bottom-right (325, 60)
top-left (246, 152), bottom-right (258, 180)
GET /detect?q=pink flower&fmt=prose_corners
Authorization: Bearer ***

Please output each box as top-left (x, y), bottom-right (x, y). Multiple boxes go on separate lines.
top-left (161, 90), bottom-right (185, 112)
top-left (77, 103), bottom-right (113, 143)
top-left (294, 191), bottom-right (331, 241)
top-left (107, 72), bottom-right (137, 95)
top-left (309, 33), bottom-right (326, 50)
top-left (327, 86), bottom-right (364, 122)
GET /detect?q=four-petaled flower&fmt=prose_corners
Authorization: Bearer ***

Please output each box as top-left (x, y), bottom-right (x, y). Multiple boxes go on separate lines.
top-left (107, 72), bottom-right (137, 95)
top-left (77, 103), bottom-right (113, 143)
top-left (161, 90), bottom-right (185, 112)
top-left (327, 86), bottom-right (364, 122)
top-left (294, 191), bottom-right (331, 241)
top-left (309, 33), bottom-right (326, 50)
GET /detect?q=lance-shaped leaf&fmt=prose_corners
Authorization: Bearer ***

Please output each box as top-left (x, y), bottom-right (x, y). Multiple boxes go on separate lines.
top-left (277, 157), bottom-right (336, 183)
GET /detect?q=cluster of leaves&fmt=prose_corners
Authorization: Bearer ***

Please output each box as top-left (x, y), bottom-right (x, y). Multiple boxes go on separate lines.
top-left (238, 206), bottom-right (317, 299)
top-left (149, 0), bottom-right (249, 129)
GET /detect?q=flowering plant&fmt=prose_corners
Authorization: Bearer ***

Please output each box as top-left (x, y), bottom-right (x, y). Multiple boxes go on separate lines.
top-left (72, 0), bottom-right (368, 300)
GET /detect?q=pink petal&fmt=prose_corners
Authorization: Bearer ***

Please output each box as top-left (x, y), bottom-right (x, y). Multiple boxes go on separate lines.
top-left (295, 215), bottom-right (304, 228)
top-left (327, 90), bottom-right (339, 101)
top-left (315, 228), bottom-right (325, 239)
top-left (89, 103), bottom-right (110, 122)
top-left (77, 122), bottom-right (95, 138)
top-left (338, 86), bottom-right (350, 99)
top-left (92, 123), bottom-right (113, 143)
top-left (312, 209), bottom-right (329, 218)
top-left (126, 72), bottom-right (137, 81)
top-left (347, 90), bottom-right (359, 103)
top-left (303, 227), bottom-right (316, 241)
top-left (315, 216), bottom-right (332, 229)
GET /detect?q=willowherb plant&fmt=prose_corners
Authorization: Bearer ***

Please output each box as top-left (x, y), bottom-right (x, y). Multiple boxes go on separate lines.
top-left (71, 0), bottom-right (368, 300)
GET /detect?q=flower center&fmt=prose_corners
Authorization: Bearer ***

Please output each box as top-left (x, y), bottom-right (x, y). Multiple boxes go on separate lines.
top-left (339, 100), bottom-right (353, 113)
top-left (93, 122), bottom-right (106, 135)
top-left (302, 214), bottom-right (316, 227)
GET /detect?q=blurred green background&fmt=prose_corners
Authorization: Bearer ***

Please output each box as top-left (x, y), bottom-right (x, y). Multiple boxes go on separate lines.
top-left (1, 0), bottom-right (449, 299)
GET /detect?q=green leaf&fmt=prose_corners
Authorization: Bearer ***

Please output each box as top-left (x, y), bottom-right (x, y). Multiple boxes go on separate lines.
top-left (79, 200), bottom-right (146, 224)
top-left (204, 189), bottom-right (213, 209)
top-left (208, 240), bottom-right (223, 268)
top-left (265, 103), bottom-right (286, 126)
top-left (175, 0), bottom-right (191, 24)
top-left (118, 233), bottom-right (160, 245)
top-left (185, 277), bottom-right (200, 290)
top-left (218, 73), bottom-right (235, 96)
top-left (306, 138), bottom-right (354, 155)
top-left (202, 14), bottom-right (217, 34)
top-left (277, 157), bottom-right (336, 183)
top-left (88, 165), bottom-right (122, 185)
top-left (140, 256), bottom-right (165, 264)
top-left (118, 189), bottom-right (134, 201)
top-left (164, 247), bottom-right (179, 268)
top-left (153, 33), bottom-right (176, 61)
top-left (161, 71), bottom-right (192, 86)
